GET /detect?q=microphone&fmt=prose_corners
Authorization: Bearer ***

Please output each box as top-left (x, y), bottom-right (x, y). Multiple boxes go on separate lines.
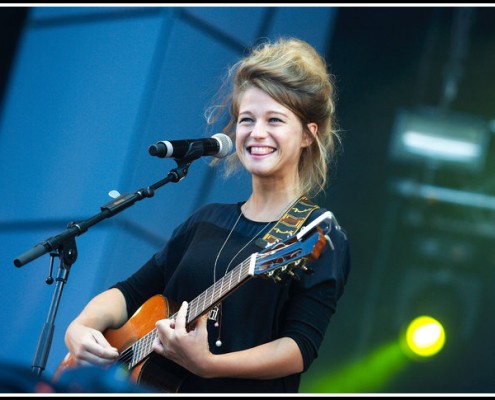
top-left (148, 133), bottom-right (233, 159)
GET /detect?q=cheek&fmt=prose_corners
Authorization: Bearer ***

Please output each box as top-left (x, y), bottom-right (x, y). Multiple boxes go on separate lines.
top-left (235, 129), bottom-right (248, 148)
top-left (234, 134), bottom-right (245, 158)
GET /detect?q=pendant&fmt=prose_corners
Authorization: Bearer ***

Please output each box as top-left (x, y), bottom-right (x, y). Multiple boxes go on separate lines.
top-left (208, 305), bottom-right (220, 321)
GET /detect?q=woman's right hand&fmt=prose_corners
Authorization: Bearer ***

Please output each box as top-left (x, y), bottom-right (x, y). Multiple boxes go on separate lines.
top-left (62, 288), bottom-right (127, 369)
top-left (64, 321), bottom-right (120, 367)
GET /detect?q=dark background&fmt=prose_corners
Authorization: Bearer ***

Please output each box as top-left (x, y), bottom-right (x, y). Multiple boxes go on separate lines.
top-left (325, 6), bottom-right (495, 393)
top-left (0, 8), bottom-right (27, 111)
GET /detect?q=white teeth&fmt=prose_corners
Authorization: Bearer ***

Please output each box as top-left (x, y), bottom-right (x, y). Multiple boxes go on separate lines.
top-left (249, 146), bottom-right (275, 155)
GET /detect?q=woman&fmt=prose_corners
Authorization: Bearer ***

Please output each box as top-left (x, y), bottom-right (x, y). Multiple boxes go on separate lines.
top-left (62, 37), bottom-right (351, 393)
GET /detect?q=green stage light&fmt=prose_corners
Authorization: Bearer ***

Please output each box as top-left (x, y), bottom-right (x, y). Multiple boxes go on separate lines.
top-left (300, 342), bottom-right (408, 393)
top-left (301, 316), bottom-right (447, 393)
top-left (401, 315), bottom-right (446, 359)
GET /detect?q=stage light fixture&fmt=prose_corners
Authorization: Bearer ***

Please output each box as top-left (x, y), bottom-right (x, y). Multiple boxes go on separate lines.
top-left (390, 106), bottom-right (490, 172)
top-left (400, 315), bottom-right (446, 360)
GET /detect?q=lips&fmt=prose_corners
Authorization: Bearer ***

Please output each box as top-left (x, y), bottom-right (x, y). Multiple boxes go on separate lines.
top-left (248, 146), bottom-right (276, 155)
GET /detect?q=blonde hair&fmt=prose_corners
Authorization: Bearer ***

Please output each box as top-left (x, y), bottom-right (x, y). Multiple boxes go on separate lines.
top-left (208, 37), bottom-right (340, 197)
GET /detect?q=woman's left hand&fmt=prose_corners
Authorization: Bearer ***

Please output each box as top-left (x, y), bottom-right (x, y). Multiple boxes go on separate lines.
top-left (153, 301), bottom-right (214, 377)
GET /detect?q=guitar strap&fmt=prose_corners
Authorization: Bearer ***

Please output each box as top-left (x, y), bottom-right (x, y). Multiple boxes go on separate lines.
top-left (208, 195), bottom-right (320, 324)
top-left (255, 194), bottom-right (320, 249)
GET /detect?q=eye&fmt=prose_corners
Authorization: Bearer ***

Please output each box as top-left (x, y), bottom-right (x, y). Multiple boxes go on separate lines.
top-left (238, 117), bottom-right (253, 124)
top-left (269, 117), bottom-right (283, 123)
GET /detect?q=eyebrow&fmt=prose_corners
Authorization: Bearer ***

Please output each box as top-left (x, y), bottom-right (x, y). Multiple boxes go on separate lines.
top-left (238, 110), bottom-right (289, 117)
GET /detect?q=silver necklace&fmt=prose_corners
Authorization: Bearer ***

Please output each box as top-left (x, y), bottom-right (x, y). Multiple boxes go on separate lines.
top-left (212, 212), bottom-right (271, 282)
top-left (211, 198), bottom-right (298, 347)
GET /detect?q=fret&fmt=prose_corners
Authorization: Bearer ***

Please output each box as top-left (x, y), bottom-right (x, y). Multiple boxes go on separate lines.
top-left (242, 258), bottom-right (251, 279)
top-left (201, 287), bottom-right (209, 318)
top-left (237, 262), bottom-right (242, 284)
top-left (135, 342), bottom-right (141, 366)
top-left (188, 296), bottom-right (198, 324)
top-left (130, 343), bottom-right (138, 368)
top-left (211, 279), bottom-right (219, 306)
top-left (229, 266), bottom-right (234, 291)
top-left (131, 329), bottom-right (157, 368)
top-left (217, 273), bottom-right (225, 300)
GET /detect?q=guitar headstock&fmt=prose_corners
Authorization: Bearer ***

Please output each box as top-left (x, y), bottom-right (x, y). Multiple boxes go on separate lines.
top-left (253, 211), bottom-right (336, 283)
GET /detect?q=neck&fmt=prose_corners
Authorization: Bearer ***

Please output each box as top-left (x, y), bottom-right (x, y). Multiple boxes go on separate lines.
top-left (242, 191), bottom-right (302, 222)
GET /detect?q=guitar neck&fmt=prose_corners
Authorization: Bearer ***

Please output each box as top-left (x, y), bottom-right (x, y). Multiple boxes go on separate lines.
top-left (125, 253), bottom-right (257, 368)
top-left (185, 253), bottom-right (256, 325)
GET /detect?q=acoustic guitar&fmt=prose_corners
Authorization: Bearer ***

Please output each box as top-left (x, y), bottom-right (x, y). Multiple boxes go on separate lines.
top-left (54, 211), bottom-right (336, 392)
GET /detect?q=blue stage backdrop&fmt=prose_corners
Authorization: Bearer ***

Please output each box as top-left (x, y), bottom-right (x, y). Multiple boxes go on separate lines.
top-left (0, 6), bottom-right (336, 382)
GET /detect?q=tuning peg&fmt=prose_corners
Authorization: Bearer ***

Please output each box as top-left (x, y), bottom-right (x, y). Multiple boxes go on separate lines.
top-left (286, 270), bottom-right (295, 277)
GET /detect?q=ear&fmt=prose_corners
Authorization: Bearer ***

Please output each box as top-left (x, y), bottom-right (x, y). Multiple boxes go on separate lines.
top-left (302, 122), bottom-right (318, 148)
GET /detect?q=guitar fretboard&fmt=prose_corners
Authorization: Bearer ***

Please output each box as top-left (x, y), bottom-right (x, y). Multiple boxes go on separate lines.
top-left (119, 253), bottom-right (257, 369)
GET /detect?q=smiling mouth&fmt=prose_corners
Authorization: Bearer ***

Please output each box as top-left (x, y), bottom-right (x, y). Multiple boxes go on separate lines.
top-left (248, 146), bottom-right (275, 155)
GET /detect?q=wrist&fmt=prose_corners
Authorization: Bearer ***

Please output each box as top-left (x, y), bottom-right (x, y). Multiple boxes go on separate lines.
top-left (196, 352), bottom-right (220, 379)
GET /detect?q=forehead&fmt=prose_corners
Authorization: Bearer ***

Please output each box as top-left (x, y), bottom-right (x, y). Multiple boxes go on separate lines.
top-left (238, 87), bottom-right (291, 114)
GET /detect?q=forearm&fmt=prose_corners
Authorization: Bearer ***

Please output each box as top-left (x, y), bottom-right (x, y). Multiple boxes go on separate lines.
top-left (70, 288), bottom-right (128, 331)
top-left (203, 337), bottom-right (304, 380)
top-left (63, 288), bottom-right (127, 365)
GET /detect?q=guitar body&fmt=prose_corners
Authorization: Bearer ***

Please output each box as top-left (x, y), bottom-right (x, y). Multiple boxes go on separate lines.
top-left (54, 294), bottom-right (188, 393)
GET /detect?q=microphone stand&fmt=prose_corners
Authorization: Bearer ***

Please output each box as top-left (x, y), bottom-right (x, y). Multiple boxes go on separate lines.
top-left (13, 156), bottom-right (196, 378)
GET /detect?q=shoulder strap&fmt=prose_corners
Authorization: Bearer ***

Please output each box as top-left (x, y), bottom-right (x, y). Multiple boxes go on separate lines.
top-left (256, 195), bottom-right (320, 248)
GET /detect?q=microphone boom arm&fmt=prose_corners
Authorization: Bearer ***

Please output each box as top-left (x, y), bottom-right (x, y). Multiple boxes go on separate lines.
top-left (14, 159), bottom-right (192, 267)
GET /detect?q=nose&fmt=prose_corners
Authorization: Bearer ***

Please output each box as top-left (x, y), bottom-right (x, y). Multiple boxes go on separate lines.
top-left (250, 122), bottom-right (268, 139)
